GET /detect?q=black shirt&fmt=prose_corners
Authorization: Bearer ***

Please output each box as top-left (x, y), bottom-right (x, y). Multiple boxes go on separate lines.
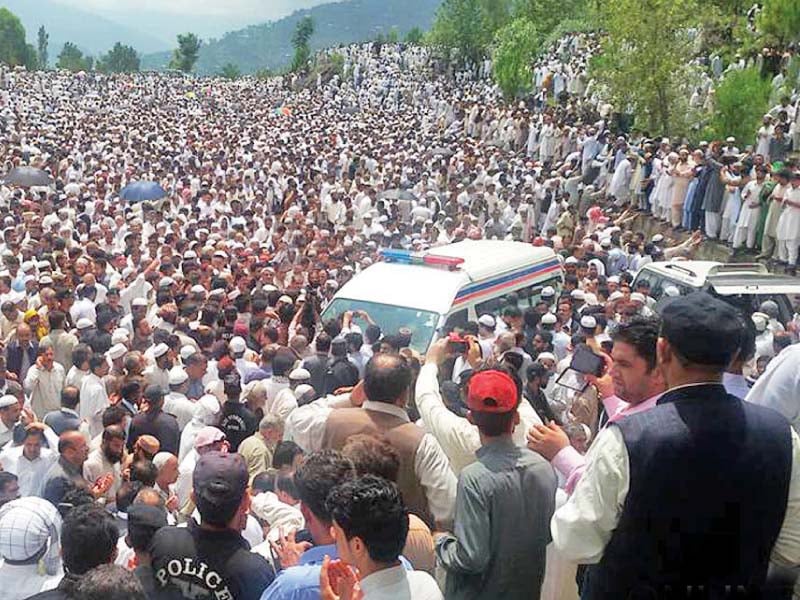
top-left (128, 410), bottom-right (181, 455)
top-left (219, 402), bottom-right (258, 452)
top-left (149, 520), bottom-right (275, 600)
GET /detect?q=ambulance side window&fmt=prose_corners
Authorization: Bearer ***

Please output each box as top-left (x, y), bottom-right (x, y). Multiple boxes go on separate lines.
top-left (475, 297), bottom-right (504, 318)
top-left (443, 309), bottom-right (468, 333)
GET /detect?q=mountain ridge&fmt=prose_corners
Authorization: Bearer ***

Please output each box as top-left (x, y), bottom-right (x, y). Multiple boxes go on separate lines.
top-left (3, 0), bottom-right (170, 58)
top-left (141, 0), bottom-right (441, 75)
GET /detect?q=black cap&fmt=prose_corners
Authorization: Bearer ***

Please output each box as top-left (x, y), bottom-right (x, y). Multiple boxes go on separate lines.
top-left (193, 451), bottom-right (248, 512)
top-left (128, 503), bottom-right (168, 531)
top-left (660, 292), bottom-right (743, 367)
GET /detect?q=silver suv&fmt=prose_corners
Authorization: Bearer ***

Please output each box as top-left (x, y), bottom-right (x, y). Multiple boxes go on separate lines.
top-left (632, 261), bottom-right (800, 322)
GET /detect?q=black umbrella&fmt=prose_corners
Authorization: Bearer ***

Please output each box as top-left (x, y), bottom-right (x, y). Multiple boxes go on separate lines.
top-left (3, 166), bottom-right (53, 187)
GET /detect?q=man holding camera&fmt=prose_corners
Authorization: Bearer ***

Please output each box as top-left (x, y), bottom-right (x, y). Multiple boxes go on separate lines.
top-left (528, 317), bottom-right (664, 494)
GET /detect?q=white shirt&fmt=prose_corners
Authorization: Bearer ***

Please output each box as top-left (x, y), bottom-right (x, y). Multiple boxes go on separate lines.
top-left (0, 563), bottom-right (61, 600)
top-left (268, 387), bottom-right (298, 422)
top-left (0, 446), bottom-right (57, 496)
top-left (359, 565), bottom-right (443, 600)
top-left (414, 363), bottom-right (542, 474)
top-left (285, 395), bottom-right (458, 528)
top-left (747, 345), bottom-right (800, 433)
top-left (164, 392), bottom-right (195, 430)
top-left (179, 419), bottom-right (205, 463)
top-left (80, 372), bottom-right (109, 438)
top-left (176, 449), bottom-right (198, 509)
top-left (24, 362), bottom-right (66, 419)
top-left (551, 390), bottom-right (800, 567)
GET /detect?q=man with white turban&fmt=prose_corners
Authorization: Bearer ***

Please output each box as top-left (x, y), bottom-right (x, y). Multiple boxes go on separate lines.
top-left (0, 497), bottom-right (63, 598)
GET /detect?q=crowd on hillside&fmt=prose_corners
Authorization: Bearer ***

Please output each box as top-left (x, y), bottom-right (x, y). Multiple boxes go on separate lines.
top-left (0, 35), bottom-right (796, 600)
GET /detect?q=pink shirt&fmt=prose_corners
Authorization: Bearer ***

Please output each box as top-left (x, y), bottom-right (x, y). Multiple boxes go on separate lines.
top-left (552, 393), bottom-right (661, 495)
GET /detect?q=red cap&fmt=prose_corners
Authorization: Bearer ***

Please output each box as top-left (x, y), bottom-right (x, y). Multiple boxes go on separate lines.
top-left (466, 371), bottom-right (518, 413)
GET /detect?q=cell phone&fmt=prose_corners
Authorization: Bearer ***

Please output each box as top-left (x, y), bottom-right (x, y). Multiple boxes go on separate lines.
top-left (446, 332), bottom-right (468, 355)
top-left (570, 344), bottom-right (605, 376)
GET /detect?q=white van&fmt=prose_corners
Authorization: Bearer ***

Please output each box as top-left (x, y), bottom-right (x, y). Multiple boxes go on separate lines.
top-left (320, 240), bottom-right (564, 352)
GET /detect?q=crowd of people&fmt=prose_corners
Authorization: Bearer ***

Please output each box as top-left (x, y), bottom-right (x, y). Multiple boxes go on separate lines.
top-left (0, 33), bottom-right (797, 600)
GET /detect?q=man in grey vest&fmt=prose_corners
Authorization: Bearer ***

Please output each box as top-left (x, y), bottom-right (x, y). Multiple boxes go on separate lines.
top-left (552, 292), bottom-right (800, 599)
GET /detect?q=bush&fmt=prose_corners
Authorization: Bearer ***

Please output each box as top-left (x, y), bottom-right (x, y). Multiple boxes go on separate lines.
top-left (707, 67), bottom-right (771, 145)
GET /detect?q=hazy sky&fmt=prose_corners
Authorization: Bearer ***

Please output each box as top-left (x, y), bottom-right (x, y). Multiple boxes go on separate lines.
top-left (51, 0), bottom-right (335, 42)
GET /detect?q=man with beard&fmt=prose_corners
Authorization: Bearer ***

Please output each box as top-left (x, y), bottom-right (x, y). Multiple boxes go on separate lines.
top-left (84, 424), bottom-right (126, 503)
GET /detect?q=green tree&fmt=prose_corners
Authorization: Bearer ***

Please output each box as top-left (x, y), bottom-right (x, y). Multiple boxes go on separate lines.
top-left (37, 26), bottom-right (48, 69)
top-left (387, 28), bottom-right (400, 43)
top-left (428, 0), bottom-right (508, 65)
top-left (706, 67), bottom-right (771, 145)
top-left (219, 62), bottom-right (241, 79)
top-left (512, 0), bottom-right (587, 36)
top-left (492, 17), bottom-right (541, 98)
top-left (57, 42), bottom-right (92, 72)
top-left (757, 0), bottom-right (800, 49)
top-left (405, 27), bottom-right (424, 44)
top-left (291, 16), bottom-right (315, 72)
top-left (169, 33), bottom-right (201, 73)
top-left (0, 8), bottom-right (36, 68)
top-left (593, 0), bottom-right (700, 135)
top-left (97, 42), bottom-right (140, 73)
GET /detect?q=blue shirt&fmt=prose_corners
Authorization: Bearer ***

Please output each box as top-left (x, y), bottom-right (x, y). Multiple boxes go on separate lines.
top-left (260, 544), bottom-right (338, 600)
top-left (260, 545), bottom-right (412, 600)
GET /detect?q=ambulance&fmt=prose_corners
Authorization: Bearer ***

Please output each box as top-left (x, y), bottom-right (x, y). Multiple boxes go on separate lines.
top-left (320, 240), bottom-right (564, 352)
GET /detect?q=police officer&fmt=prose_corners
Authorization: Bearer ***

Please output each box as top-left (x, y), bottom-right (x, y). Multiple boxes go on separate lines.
top-left (149, 452), bottom-right (274, 599)
top-left (552, 292), bottom-right (800, 598)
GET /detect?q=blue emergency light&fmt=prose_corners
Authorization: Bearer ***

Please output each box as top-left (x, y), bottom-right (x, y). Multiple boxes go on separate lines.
top-left (379, 249), bottom-right (464, 270)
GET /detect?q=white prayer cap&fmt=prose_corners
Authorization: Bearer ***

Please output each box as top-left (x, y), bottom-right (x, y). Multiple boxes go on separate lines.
top-left (76, 318), bottom-right (94, 330)
top-left (541, 286), bottom-right (555, 298)
top-left (478, 314), bottom-right (496, 328)
top-left (541, 313), bottom-right (557, 325)
top-left (289, 368), bottom-right (311, 381)
top-left (0, 395), bottom-right (17, 409)
top-left (229, 336), bottom-right (247, 354)
top-left (180, 345), bottom-right (197, 360)
top-left (536, 352), bottom-right (556, 363)
top-left (751, 312), bottom-right (769, 332)
top-left (106, 343), bottom-right (127, 361)
top-left (571, 289), bottom-right (585, 301)
top-left (153, 452), bottom-right (176, 470)
top-left (580, 315), bottom-right (597, 329)
top-left (168, 366), bottom-right (188, 385)
top-left (630, 292), bottom-right (646, 304)
top-left (152, 343), bottom-right (169, 359)
top-left (132, 297), bottom-right (148, 307)
top-left (112, 328), bottom-right (130, 344)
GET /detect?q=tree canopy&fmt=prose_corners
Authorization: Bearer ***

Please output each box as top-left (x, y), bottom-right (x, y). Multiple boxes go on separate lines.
top-left (492, 17), bottom-right (541, 98)
top-left (592, 0), bottom-right (699, 135)
top-left (98, 42), bottom-right (140, 73)
top-left (170, 33), bottom-right (201, 73)
top-left (220, 63), bottom-right (241, 79)
top-left (757, 0), bottom-right (800, 49)
top-left (37, 26), bottom-right (49, 69)
top-left (291, 16), bottom-right (316, 72)
top-left (57, 42), bottom-right (93, 73)
top-left (706, 67), bottom-right (772, 145)
top-left (0, 8), bottom-right (38, 69)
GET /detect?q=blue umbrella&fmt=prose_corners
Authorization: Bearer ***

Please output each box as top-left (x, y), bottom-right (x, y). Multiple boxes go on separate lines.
top-left (119, 181), bottom-right (168, 202)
